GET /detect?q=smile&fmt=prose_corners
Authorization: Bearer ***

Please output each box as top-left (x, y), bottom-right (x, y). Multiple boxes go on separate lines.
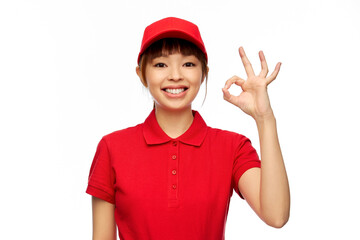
top-left (163, 88), bottom-right (187, 94)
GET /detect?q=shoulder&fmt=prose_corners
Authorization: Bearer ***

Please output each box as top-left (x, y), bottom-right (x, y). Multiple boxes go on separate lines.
top-left (101, 123), bottom-right (144, 146)
top-left (206, 126), bottom-right (250, 144)
top-left (201, 126), bottom-right (253, 155)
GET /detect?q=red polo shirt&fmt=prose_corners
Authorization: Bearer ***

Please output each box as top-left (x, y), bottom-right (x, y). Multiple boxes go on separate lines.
top-left (86, 110), bottom-right (261, 240)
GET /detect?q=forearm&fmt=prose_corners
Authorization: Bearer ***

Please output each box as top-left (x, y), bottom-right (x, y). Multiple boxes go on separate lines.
top-left (256, 114), bottom-right (290, 228)
top-left (92, 197), bottom-right (117, 240)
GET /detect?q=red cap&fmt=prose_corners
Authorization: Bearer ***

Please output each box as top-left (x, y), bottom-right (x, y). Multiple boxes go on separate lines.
top-left (137, 17), bottom-right (207, 64)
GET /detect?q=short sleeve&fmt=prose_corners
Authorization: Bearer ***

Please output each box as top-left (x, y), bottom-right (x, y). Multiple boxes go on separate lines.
top-left (232, 136), bottom-right (261, 199)
top-left (86, 137), bottom-right (116, 204)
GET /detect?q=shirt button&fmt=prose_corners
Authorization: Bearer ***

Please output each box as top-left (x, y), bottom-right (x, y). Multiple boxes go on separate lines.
top-left (172, 170), bottom-right (177, 175)
top-left (172, 141), bottom-right (177, 146)
top-left (172, 184), bottom-right (177, 189)
top-left (172, 155), bottom-right (177, 160)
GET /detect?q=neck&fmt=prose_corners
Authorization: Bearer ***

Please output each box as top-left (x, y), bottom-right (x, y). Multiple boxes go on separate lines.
top-left (155, 106), bottom-right (194, 139)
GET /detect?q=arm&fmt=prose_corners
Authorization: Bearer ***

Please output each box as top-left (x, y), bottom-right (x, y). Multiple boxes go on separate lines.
top-left (239, 116), bottom-right (290, 228)
top-left (92, 196), bottom-right (117, 240)
top-left (223, 47), bottom-right (290, 228)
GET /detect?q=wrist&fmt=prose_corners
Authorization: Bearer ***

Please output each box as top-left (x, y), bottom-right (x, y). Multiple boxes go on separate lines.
top-left (255, 113), bottom-right (278, 141)
top-left (254, 111), bottom-right (276, 125)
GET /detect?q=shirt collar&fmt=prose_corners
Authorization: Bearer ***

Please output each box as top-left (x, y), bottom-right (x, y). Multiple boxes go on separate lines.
top-left (143, 109), bottom-right (208, 146)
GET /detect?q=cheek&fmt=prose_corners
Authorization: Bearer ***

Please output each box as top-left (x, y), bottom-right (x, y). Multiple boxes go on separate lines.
top-left (145, 78), bottom-right (162, 100)
top-left (146, 75), bottom-right (159, 89)
top-left (192, 73), bottom-right (204, 89)
top-left (147, 84), bottom-right (157, 95)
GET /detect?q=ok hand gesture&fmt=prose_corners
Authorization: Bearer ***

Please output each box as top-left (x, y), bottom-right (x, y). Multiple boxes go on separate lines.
top-left (222, 47), bottom-right (281, 121)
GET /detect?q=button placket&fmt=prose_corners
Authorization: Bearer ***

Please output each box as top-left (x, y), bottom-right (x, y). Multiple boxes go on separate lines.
top-left (168, 141), bottom-right (179, 207)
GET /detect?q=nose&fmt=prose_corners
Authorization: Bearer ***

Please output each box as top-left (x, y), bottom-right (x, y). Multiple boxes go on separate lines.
top-left (168, 66), bottom-right (183, 81)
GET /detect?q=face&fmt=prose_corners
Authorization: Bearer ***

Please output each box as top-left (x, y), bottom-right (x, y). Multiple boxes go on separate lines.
top-left (138, 53), bottom-right (204, 112)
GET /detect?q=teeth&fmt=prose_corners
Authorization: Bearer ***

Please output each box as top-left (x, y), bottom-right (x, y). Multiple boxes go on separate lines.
top-left (165, 88), bottom-right (185, 94)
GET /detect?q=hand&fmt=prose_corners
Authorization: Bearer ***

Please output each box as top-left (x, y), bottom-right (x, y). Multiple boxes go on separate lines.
top-left (222, 47), bottom-right (281, 121)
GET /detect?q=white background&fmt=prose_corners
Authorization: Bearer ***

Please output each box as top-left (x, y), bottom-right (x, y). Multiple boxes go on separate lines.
top-left (1, 0), bottom-right (359, 239)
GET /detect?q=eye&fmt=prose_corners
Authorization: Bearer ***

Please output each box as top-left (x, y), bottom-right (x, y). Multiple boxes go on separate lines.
top-left (184, 62), bottom-right (195, 67)
top-left (154, 63), bottom-right (166, 68)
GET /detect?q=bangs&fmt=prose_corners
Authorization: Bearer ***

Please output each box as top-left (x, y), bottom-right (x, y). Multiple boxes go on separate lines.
top-left (140, 38), bottom-right (206, 63)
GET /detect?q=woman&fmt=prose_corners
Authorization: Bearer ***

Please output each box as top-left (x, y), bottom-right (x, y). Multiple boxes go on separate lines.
top-left (86, 17), bottom-right (290, 240)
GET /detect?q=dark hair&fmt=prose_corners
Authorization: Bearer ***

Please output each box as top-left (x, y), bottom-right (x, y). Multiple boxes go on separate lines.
top-left (138, 38), bottom-right (208, 103)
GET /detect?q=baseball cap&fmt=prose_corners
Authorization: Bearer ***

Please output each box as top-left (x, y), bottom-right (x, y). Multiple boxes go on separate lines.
top-left (137, 17), bottom-right (207, 64)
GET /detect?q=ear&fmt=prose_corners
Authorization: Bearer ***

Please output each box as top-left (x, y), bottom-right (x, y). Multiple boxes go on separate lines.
top-left (136, 66), bottom-right (147, 87)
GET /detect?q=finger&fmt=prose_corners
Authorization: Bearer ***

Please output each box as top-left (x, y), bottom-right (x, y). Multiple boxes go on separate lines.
top-left (224, 75), bottom-right (241, 90)
top-left (266, 62), bottom-right (282, 84)
top-left (234, 78), bottom-right (245, 86)
top-left (239, 47), bottom-right (255, 77)
top-left (258, 50), bottom-right (269, 78)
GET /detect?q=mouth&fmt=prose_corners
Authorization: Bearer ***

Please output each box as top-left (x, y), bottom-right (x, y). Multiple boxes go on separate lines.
top-left (162, 87), bottom-right (188, 95)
